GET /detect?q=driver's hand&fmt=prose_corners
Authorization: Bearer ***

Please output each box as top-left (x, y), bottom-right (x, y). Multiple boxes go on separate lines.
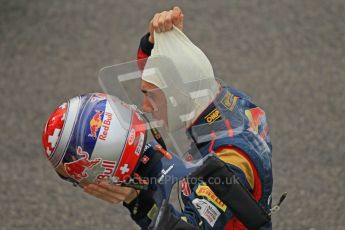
top-left (148, 6), bottom-right (184, 43)
top-left (84, 181), bottom-right (138, 204)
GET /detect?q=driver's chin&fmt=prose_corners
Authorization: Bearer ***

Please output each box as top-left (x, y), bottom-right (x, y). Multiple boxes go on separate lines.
top-left (152, 113), bottom-right (168, 129)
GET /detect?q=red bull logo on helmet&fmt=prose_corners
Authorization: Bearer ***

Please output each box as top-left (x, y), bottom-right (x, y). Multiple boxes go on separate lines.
top-left (98, 111), bottom-right (113, 141)
top-left (96, 160), bottom-right (117, 182)
top-left (89, 110), bottom-right (103, 139)
top-left (64, 146), bottom-right (101, 181)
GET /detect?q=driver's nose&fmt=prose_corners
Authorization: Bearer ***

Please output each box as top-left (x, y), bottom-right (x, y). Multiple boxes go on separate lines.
top-left (142, 95), bottom-right (154, 113)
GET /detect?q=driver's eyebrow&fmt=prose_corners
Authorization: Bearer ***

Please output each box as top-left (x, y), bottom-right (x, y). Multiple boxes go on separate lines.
top-left (141, 89), bottom-right (148, 94)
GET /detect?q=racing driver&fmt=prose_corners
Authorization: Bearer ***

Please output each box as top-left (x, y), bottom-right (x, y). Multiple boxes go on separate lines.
top-left (82, 6), bottom-right (275, 230)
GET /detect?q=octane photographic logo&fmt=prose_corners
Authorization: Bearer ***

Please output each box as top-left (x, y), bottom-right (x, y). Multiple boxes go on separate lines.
top-left (64, 146), bottom-right (101, 181)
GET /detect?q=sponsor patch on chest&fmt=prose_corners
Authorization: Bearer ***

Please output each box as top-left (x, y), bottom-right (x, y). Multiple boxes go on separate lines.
top-left (196, 185), bottom-right (227, 212)
top-left (221, 92), bottom-right (238, 111)
top-left (192, 198), bottom-right (221, 227)
top-left (204, 108), bottom-right (221, 124)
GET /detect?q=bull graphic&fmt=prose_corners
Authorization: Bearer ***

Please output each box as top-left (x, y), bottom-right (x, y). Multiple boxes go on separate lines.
top-left (89, 110), bottom-right (103, 139)
top-left (64, 146), bottom-right (101, 181)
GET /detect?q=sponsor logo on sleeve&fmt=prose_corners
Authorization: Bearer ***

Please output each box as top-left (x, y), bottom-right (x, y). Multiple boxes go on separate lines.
top-left (158, 164), bottom-right (175, 183)
top-left (143, 143), bottom-right (152, 153)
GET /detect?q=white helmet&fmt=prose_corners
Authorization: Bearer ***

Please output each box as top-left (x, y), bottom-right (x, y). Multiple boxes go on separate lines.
top-left (42, 93), bottom-right (148, 186)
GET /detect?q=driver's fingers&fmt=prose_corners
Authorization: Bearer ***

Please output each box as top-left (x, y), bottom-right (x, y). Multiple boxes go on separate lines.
top-left (98, 181), bottom-right (134, 196)
top-left (172, 6), bottom-right (182, 15)
top-left (84, 184), bottom-right (126, 203)
top-left (172, 7), bottom-right (184, 30)
top-left (157, 11), bottom-right (168, 32)
top-left (84, 185), bottom-right (121, 204)
top-left (150, 13), bottom-right (160, 35)
top-left (152, 12), bottom-right (162, 33)
top-left (164, 11), bottom-right (173, 31)
top-left (98, 182), bottom-right (139, 203)
top-left (150, 7), bottom-right (182, 38)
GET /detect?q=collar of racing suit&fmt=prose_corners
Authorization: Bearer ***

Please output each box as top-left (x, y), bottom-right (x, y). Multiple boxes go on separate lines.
top-left (135, 141), bottom-right (163, 179)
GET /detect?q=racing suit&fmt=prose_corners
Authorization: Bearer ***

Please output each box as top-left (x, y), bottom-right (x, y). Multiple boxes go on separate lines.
top-left (123, 33), bottom-right (273, 230)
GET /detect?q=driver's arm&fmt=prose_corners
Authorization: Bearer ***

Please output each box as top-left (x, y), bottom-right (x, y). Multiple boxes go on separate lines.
top-left (122, 190), bottom-right (157, 229)
top-left (137, 32), bottom-right (153, 61)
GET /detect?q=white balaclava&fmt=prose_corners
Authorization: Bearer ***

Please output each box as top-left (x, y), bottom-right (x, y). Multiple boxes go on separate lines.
top-left (142, 26), bottom-right (219, 131)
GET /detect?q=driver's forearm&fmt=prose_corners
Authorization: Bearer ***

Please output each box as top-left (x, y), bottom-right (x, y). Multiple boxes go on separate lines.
top-left (123, 190), bottom-right (156, 229)
top-left (137, 32), bottom-right (153, 60)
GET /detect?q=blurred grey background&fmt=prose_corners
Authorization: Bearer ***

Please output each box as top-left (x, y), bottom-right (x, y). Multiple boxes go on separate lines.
top-left (1, 0), bottom-right (344, 229)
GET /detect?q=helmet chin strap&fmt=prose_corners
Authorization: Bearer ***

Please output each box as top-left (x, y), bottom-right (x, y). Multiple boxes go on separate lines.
top-left (140, 112), bottom-right (167, 150)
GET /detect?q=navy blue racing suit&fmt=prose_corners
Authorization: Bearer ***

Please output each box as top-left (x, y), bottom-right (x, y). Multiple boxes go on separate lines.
top-left (123, 33), bottom-right (273, 230)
